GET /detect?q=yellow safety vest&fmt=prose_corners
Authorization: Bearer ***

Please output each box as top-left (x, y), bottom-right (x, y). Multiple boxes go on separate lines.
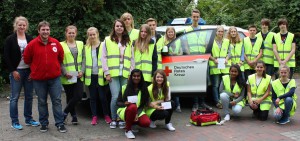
top-left (184, 26), bottom-right (206, 54)
top-left (248, 74), bottom-right (272, 110)
top-left (117, 84), bottom-right (145, 121)
top-left (60, 41), bottom-right (84, 84)
top-left (145, 82), bottom-right (170, 117)
top-left (84, 43), bottom-right (106, 86)
top-left (129, 29), bottom-right (139, 42)
top-left (243, 37), bottom-right (263, 70)
top-left (105, 36), bottom-right (132, 78)
top-left (222, 75), bottom-right (245, 107)
top-left (273, 32), bottom-right (295, 67)
top-left (256, 32), bottom-right (275, 65)
top-left (272, 79), bottom-right (297, 116)
top-left (209, 39), bottom-right (230, 74)
top-left (134, 41), bottom-right (155, 82)
top-left (229, 41), bottom-right (244, 71)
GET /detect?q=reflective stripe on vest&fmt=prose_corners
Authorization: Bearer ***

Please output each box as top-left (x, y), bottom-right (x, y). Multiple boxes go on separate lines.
top-left (243, 37), bottom-right (263, 70)
top-left (256, 32), bottom-right (275, 65)
top-left (248, 74), bottom-right (272, 110)
top-left (134, 43), bottom-right (155, 82)
top-left (105, 36), bottom-right (132, 78)
top-left (273, 32), bottom-right (295, 67)
top-left (84, 43), bottom-right (105, 86)
top-left (184, 26), bottom-right (206, 54)
top-left (272, 79), bottom-right (297, 116)
top-left (229, 42), bottom-right (244, 71)
top-left (209, 39), bottom-right (230, 74)
top-left (60, 41), bottom-right (84, 84)
top-left (222, 75), bottom-right (245, 107)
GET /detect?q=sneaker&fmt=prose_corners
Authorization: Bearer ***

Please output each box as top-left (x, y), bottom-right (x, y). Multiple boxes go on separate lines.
top-left (104, 115), bottom-right (112, 124)
top-left (132, 125), bottom-right (139, 133)
top-left (91, 116), bottom-right (98, 125)
top-left (71, 116), bottom-right (78, 125)
top-left (11, 123), bottom-right (23, 130)
top-left (224, 114), bottom-right (230, 121)
top-left (149, 121), bottom-right (157, 128)
top-left (216, 103), bottom-right (223, 109)
top-left (110, 121), bottom-right (117, 129)
top-left (57, 125), bottom-right (67, 133)
top-left (201, 103), bottom-right (213, 110)
top-left (25, 120), bottom-right (40, 127)
top-left (176, 106), bottom-right (182, 113)
top-left (192, 103), bottom-right (199, 111)
top-left (125, 130), bottom-right (135, 139)
top-left (40, 125), bottom-right (48, 132)
top-left (165, 123), bottom-right (175, 131)
top-left (119, 121), bottom-right (126, 129)
top-left (279, 118), bottom-right (290, 125)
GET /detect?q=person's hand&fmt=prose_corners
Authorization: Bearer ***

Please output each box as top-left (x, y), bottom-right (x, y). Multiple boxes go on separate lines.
top-left (250, 101), bottom-right (258, 110)
top-left (253, 99), bottom-right (262, 105)
top-left (65, 73), bottom-right (72, 79)
top-left (280, 60), bottom-right (286, 66)
top-left (275, 107), bottom-right (283, 115)
top-left (13, 71), bottom-right (20, 81)
top-left (230, 101), bottom-right (236, 106)
top-left (234, 92), bottom-right (239, 98)
top-left (214, 59), bottom-right (218, 64)
top-left (156, 105), bottom-right (164, 110)
top-left (106, 74), bottom-right (112, 82)
top-left (77, 71), bottom-right (83, 78)
top-left (275, 98), bottom-right (280, 106)
top-left (134, 114), bottom-right (139, 122)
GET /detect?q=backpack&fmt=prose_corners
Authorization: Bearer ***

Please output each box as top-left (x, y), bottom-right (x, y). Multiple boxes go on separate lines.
top-left (190, 108), bottom-right (221, 126)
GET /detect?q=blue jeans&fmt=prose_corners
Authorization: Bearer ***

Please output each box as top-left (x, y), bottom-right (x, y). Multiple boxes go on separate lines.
top-left (88, 75), bottom-right (109, 117)
top-left (273, 97), bottom-right (293, 121)
top-left (33, 77), bottom-right (64, 126)
top-left (109, 76), bottom-right (127, 120)
top-left (9, 68), bottom-right (33, 124)
top-left (210, 74), bottom-right (221, 104)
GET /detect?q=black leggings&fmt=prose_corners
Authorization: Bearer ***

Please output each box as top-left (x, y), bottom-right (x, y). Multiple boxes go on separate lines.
top-left (251, 104), bottom-right (269, 121)
top-left (150, 100), bottom-right (175, 124)
top-left (63, 79), bottom-right (83, 116)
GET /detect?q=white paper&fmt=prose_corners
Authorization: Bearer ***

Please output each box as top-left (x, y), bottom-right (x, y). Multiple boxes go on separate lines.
top-left (217, 58), bottom-right (226, 69)
top-left (161, 102), bottom-right (172, 110)
top-left (127, 95), bottom-right (138, 103)
top-left (67, 71), bottom-right (78, 83)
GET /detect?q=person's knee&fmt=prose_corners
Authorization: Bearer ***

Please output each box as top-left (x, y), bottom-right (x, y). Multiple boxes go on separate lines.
top-left (285, 97), bottom-right (293, 104)
top-left (232, 105), bottom-right (242, 115)
top-left (139, 117), bottom-right (150, 127)
top-left (220, 93), bottom-right (228, 100)
top-left (127, 104), bottom-right (138, 111)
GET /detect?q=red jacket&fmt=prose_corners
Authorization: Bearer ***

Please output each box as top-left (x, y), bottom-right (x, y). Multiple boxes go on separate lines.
top-left (23, 36), bottom-right (64, 80)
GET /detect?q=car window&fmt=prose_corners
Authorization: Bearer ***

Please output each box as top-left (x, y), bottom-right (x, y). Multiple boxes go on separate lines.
top-left (238, 32), bottom-right (246, 39)
top-left (168, 29), bottom-right (213, 55)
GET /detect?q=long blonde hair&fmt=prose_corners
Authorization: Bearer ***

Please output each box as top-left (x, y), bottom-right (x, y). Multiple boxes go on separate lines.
top-left (164, 26), bottom-right (176, 45)
top-left (226, 26), bottom-right (241, 44)
top-left (135, 24), bottom-right (151, 53)
top-left (85, 27), bottom-right (100, 47)
top-left (13, 16), bottom-right (29, 32)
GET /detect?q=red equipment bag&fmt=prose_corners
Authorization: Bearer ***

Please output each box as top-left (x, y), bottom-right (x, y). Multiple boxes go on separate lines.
top-left (190, 108), bottom-right (221, 126)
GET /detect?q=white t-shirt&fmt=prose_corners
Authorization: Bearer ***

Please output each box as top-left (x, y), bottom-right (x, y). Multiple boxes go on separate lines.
top-left (17, 39), bottom-right (29, 69)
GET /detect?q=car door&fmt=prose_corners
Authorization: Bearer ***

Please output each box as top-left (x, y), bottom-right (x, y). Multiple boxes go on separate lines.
top-left (162, 29), bottom-right (214, 94)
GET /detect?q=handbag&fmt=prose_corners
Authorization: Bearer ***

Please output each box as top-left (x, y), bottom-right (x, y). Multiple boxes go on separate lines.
top-left (190, 108), bottom-right (221, 126)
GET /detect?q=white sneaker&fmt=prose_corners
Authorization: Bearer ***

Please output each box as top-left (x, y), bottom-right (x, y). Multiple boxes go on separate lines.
top-left (224, 114), bottom-right (230, 121)
top-left (118, 121), bottom-right (126, 129)
top-left (149, 121), bottom-right (157, 128)
top-left (165, 123), bottom-right (175, 131)
top-left (125, 130), bottom-right (135, 139)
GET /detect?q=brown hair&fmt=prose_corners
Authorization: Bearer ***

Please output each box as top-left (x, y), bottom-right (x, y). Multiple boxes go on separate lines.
top-left (256, 60), bottom-right (266, 78)
top-left (109, 19), bottom-right (130, 46)
top-left (37, 20), bottom-right (50, 31)
top-left (248, 25), bottom-right (257, 30)
top-left (152, 70), bottom-right (169, 101)
top-left (134, 24), bottom-right (151, 53)
top-left (277, 18), bottom-right (288, 28)
top-left (261, 18), bottom-right (271, 27)
top-left (13, 16), bottom-right (29, 32)
top-left (226, 26), bottom-right (241, 44)
top-left (145, 18), bottom-right (157, 24)
top-left (191, 9), bottom-right (200, 15)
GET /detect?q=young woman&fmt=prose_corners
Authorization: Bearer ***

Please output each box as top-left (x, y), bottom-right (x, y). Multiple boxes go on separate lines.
top-left (226, 26), bottom-right (245, 73)
top-left (134, 24), bottom-right (158, 86)
top-left (83, 27), bottom-right (111, 125)
top-left (60, 25), bottom-right (84, 125)
top-left (116, 69), bottom-right (150, 139)
top-left (272, 65), bottom-right (297, 124)
top-left (4, 16), bottom-right (40, 130)
top-left (102, 19), bottom-right (135, 129)
top-left (209, 26), bottom-right (231, 109)
top-left (156, 27), bottom-right (182, 112)
top-left (146, 70), bottom-right (175, 131)
top-left (220, 65), bottom-right (246, 121)
top-left (120, 12), bottom-right (139, 41)
top-left (247, 60), bottom-right (272, 121)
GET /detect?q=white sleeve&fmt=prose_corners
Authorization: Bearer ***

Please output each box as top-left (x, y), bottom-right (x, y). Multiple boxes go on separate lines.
top-left (168, 86), bottom-right (171, 101)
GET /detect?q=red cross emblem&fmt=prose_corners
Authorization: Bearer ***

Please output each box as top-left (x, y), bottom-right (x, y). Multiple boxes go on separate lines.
top-left (164, 66), bottom-right (172, 76)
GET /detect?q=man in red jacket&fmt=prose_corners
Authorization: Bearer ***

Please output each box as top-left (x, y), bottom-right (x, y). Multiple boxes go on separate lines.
top-left (23, 21), bottom-right (66, 133)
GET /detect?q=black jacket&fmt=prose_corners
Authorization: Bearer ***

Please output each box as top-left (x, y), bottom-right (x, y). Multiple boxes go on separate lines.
top-left (3, 33), bottom-right (33, 72)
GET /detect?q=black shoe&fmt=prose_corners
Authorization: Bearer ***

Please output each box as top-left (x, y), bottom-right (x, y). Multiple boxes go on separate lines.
top-left (40, 125), bottom-right (48, 132)
top-left (71, 116), bottom-right (78, 125)
top-left (57, 125), bottom-right (67, 133)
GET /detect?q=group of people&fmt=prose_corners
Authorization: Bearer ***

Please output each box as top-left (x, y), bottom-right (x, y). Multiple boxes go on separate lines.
top-left (3, 8), bottom-right (297, 139)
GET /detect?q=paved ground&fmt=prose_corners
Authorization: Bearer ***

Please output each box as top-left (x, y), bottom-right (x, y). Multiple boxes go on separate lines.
top-left (0, 79), bottom-right (300, 141)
